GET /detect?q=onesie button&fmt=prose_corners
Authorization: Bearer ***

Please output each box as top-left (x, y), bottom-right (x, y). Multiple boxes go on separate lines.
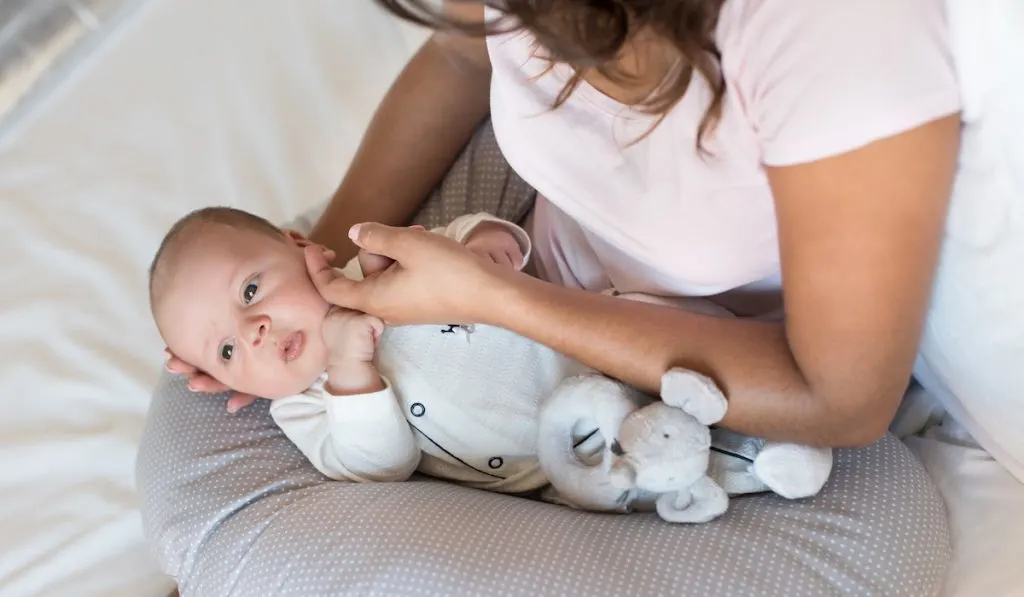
top-left (488, 457), bottom-right (503, 469)
top-left (410, 403), bottom-right (426, 417)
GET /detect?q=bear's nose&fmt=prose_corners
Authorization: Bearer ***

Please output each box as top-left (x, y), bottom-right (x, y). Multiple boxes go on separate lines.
top-left (610, 440), bottom-right (625, 457)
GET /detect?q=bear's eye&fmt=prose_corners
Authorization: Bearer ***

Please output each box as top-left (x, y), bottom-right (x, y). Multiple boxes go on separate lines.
top-left (663, 433), bottom-right (671, 439)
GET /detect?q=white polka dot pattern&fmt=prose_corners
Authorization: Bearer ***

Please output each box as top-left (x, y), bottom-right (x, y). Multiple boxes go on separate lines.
top-left (136, 121), bottom-right (950, 597)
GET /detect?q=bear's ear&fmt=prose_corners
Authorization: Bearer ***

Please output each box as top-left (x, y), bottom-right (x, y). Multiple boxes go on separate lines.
top-left (609, 459), bottom-right (637, 490)
top-left (660, 368), bottom-right (728, 426)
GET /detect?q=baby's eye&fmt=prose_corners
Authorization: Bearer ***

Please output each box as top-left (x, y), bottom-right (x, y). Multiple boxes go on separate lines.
top-left (242, 279), bottom-right (259, 304)
top-left (220, 343), bottom-right (234, 362)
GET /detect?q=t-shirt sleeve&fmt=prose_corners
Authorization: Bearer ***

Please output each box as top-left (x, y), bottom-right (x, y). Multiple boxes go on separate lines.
top-left (724, 0), bottom-right (962, 167)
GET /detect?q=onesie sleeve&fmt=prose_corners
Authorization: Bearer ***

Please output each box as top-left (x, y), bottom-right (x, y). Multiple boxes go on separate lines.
top-left (269, 375), bottom-right (420, 483)
top-left (723, 0), bottom-right (962, 167)
top-left (436, 212), bottom-right (533, 271)
top-left (338, 258), bottom-right (364, 281)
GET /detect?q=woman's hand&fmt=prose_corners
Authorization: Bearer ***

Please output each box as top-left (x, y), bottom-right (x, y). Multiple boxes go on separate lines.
top-left (163, 350), bottom-right (258, 413)
top-left (304, 223), bottom-right (514, 326)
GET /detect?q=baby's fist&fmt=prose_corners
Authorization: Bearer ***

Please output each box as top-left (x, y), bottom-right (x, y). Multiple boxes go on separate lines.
top-left (321, 307), bottom-right (383, 366)
top-left (465, 223), bottom-right (524, 269)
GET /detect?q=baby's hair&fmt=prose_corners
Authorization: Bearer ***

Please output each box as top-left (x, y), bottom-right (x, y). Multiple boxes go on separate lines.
top-left (148, 206), bottom-right (283, 309)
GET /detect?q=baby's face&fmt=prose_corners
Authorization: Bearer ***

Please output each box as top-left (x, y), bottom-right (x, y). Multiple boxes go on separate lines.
top-left (157, 225), bottom-right (332, 399)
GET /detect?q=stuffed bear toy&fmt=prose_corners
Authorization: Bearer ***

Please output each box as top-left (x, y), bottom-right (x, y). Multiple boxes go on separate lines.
top-left (537, 368), bottom-right (833, 524)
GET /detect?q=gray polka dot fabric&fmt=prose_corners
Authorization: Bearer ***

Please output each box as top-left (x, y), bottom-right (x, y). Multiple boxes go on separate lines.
top-left (136, 121), bottom-right (950, 597)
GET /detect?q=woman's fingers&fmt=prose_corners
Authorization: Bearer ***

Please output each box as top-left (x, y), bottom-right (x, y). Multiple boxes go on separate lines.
top-left (165, 359), bottom-right (193, 374)
top-left (348, 222), bottom-right (416, 259)
top-left (305, 245), bottom-right (365, 308)
top-left (164, 350), bottom-right (197, 374)
top-left (226, 393), bottom-right (258, 414)
top-left (187, 375), bottom-right (231, 393)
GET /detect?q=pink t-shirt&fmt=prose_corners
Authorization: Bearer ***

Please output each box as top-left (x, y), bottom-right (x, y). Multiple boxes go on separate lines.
top-left (486, 0), bottom-right (962, 314)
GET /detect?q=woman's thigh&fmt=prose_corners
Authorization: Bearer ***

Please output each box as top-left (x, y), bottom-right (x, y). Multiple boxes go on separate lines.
top-left (411, 120), bottom-right (536, 229)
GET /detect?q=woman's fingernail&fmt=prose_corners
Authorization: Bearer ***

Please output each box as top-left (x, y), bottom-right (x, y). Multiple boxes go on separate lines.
top-left (348, 224), bottom-right (361, 241)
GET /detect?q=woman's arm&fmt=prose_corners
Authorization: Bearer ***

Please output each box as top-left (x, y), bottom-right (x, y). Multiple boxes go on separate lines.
top-left (313, 114), bottom-right (960, 447)
top-left (495, 115), bottom-right (961, 447)
top-left (309, 2), bottom-right (491, 262)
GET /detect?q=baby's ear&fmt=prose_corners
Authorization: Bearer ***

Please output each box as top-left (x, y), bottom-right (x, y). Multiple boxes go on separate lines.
top-left (283, 229), bottom-right (336, 263)
top-left (283, 229), bottom-right (312, 247)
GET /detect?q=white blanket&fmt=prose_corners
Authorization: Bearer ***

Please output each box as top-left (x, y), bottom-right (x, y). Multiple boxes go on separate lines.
top-left (0, 1), bottom-right (424, 595)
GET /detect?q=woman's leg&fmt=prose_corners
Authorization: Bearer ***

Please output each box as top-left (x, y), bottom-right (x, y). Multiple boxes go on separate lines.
top-left (411, 120), bottom-right (536, 229)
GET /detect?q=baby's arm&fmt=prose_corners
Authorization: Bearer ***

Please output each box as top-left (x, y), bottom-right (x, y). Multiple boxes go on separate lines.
top-left (439, 213), bottom-right (532, 271)
top-left (270, 309), bottom-right (418, 483)
top-left (339, 213), bottom-right (533, 279)
top-left (270, 379), bottom-right (420, 483)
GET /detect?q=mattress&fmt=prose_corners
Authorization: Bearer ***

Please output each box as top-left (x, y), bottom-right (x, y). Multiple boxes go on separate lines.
top-left (0, 1), bottom-right (425, 595)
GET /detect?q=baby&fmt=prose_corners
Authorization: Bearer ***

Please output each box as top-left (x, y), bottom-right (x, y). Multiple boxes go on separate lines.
top-left (150, 206), bottom-right (589, 493)
top-left (150, 207), bottom-right (832, 503)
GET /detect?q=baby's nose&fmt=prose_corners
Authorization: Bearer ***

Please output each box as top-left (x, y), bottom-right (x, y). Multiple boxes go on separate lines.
top-left (247, 316), bottom-right (271, 347)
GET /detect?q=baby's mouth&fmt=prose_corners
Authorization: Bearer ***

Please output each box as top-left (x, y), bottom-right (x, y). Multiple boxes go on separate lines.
top-left (279, 331), bottom-right (305, 363)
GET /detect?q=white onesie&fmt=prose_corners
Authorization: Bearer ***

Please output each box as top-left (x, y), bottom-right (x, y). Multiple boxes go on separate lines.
top-left (269, 214), bottom-right (590, 494)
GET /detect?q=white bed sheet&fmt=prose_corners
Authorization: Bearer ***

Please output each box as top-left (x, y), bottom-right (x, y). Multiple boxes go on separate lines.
top-left (0, 1), bottom-right (425, 595)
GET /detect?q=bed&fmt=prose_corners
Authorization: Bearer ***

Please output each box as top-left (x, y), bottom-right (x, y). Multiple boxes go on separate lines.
top-left (2, 1), bottom-right (1022, 596)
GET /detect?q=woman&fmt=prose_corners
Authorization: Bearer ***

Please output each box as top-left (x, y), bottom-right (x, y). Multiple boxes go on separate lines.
top-left (176, 0), bottom-right (960, 432)
top-left (178, 0), bottom-right (960, 437)
top-left (179, 0), bottom-right (961, 443)
top-left (256, 0), bottom-right (960, 448)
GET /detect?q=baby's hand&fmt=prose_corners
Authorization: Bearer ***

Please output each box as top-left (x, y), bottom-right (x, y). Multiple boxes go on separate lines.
top-left (321, 307), bottom-right (383, 366)
top-left (464, 222), bottom-right (524, 269)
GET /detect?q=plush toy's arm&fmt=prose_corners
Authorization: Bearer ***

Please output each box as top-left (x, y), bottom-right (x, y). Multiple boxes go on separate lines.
top-left (661, 369), bottom-right (833, 500)
top-left (752, 442), bottom-right (833, 500)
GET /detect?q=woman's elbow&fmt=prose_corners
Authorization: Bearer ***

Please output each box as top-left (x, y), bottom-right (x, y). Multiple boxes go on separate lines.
top-left (821, 389), bottom-right (902, 448)
top-left (830, 417), bottom-right (890, 448)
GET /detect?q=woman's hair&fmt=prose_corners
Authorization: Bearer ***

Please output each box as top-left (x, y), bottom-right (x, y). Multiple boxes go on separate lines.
top-left (374, 0), bottom-right (727, 150)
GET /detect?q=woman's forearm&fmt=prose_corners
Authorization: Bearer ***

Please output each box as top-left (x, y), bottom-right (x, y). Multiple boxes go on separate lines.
top-left (310, 33), bottom-right (491, 262)
top-left (491, 274), bottom-right (893, 447)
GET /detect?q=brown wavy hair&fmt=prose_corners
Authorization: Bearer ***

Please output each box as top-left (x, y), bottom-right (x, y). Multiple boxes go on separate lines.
top-left (374, 0), bottom-right (727, 151)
